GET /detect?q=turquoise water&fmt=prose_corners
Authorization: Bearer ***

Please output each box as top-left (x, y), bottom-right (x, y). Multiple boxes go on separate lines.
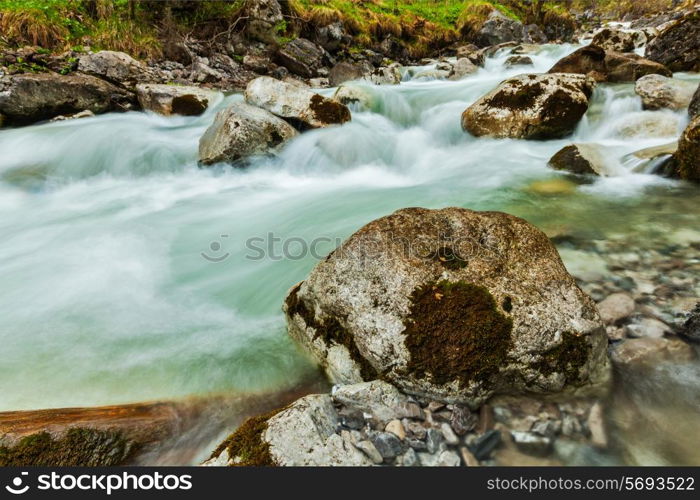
top-left (0, 44), bottom-right (698, 418)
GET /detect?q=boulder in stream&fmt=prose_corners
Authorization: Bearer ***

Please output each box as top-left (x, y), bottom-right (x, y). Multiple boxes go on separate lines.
top-left (548, 143), bottom-right (617, 177)
top-left (283, 207), bottom-right (610, 406)
top-left (198, 101), bottom-right (298, 166)
top-left (688, 83), bottom-right (700, 119)
top-left (634, 74), bottom-right (697, 111)
top-left (670, 115), bottom-right (700, 182)
top-left (245, 76), bottom-right (351, 129)
top-left (0, 73), bottom-right (132, 126)
top-left (548, 45), bottom-right (671, 83)
top-left (645, 10), bottom-right (700, 72)
top-left (679, 304), bottom-right (700, 343)
top-left (461, 73), bottom-right (595, 140)
top-left (136, 84), bottom-right (218, 116)
top-left (591, 28), bottom-right (644, 52)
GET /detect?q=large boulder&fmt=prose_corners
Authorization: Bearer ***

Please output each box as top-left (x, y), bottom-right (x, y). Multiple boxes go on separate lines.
top-left (548, 143), bottom-right (617, 177)
top-left (634, 74), bottom-right (697, 111)
top-left (136, 84), bottom-right (218, 116)
top-left (449, 58), bottom-right (479, 80)
top-left (244, 0), bottom-right (284, 44)
top-left (77, 50), bottom-right (161, 89)
top-left (328, 61), bottom-right (371, 87)
top-left (0, 73), bottom-right (132, 126)
top-left (198, 101), bottom-right (298, 165)
top-left (276, 38), bottom-right (327, 78)
top-left (283, 207), bottom-right (610, 406)
top-left (548, 45), bottom-right (671, 83)
top-left (364, 65), bottom-right (402, 85)
top-left (461, 73), bottom-right (595, 140)
top-left (477, 11), bottom-right (524, 47)
top-left (645, 11), bottom-right (700, 72)
top-left (245, 76), bottom-right (351, 129)
top-left (591, 28), bottom-right (644, 52)
top-left (671, 115), bottom-right (700, 182)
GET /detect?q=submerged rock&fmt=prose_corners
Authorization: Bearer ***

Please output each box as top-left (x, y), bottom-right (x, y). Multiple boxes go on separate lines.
top-left (613, 111), bottom-right (680, 139)
top-left (548, 143), bottom-right (617, 177)
top-left (634, 74), bottom-right (697, 111)
top-left (645, 11), bottom-right (700, 72)
top-left (548, 45), bottom-right (671, 83)
top-left (284, 207), bottom-right (610, 406)
top-left (504, 55), bottom-right (533, 67)
top-left (461, 73), bottom-right (595, 140)
top-left (610, 337), bottom-right (696, 367)
top-left (136, 84), bottom-right (217, 116)
top-left (198, 101), bottom-right (298, 166)
top-left (78, 50), bottom-right (161, 89)
top-left (0, 73), bottom-right (132, 126)
top-left (245, 76), bottom-right (351, 129)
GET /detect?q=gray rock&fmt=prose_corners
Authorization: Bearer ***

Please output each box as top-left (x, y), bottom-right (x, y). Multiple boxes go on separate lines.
top-left (328, 61), bottom-right (371, 86)
top-left (332, 84), bottom-right (373, 110)
top-left (510, 431), bottom-right (553, 456)
top-left (365, 65), bottom-right (402, 85)
top-left (198, 101), bottom-right (298, 165)
top-left (548, 143), bottom-right (619, 177)
top-left (671, 114), bottom-right (700, 182)
top-left (136, 84), bottom-right (217, 116)
top-left (316, 22), bottom-right (347, 52)
top-left (478, 10), bottom-right (524, 46)
top-left (284, 208), bottom-right (610, 406)
top-left (504, 55), bottom-right (533, 67)
top-left (276, 38), bottom-right (327, 78)
top-left (469, 429), bottom-right (501, 460)
top-left (591, 28), bottom-right (644, 52)
top-left (455, 44), bottom-right (484, 66)
top-left (448, 58), bottom-right (479, 80)
top-left (645, 11), bottom-right (700, 72)
top-left (0, 73), bottom-right (132, 126)
top-left (396, 402), bottom-right (424, 420)
top-left (425, 428), bottom-right (444, 454)
top-left (440, 422), bottom-right (459, 445)
top-left (369, 431), bottom-right (404, 459)
top-left (355, 439), bottom-right (383, 464)
top-left (78, 50), bottom-right (161, 89)
top-left (437, 449), bottom-right (461, 466)
top-left (610, 337), bottom-right (697, 368)
top-left (397, 447), bottom-right (418, 466)
top-left (597, 293), bottom-right (636, 325)
top-left (245, 76), bottom-right (351, 129)
top-left (462, 73), bottom-right (596, 139)
top-left (680, 304), bottom-right (700, 342)
top-left (626, 317), bottom-right (669, 339)
top-left (332, 380), bottom-right (407, 425)
top-left (245, 0), bottom-right (284, 44)
top-left (635, 74), bottom-right (697, 111)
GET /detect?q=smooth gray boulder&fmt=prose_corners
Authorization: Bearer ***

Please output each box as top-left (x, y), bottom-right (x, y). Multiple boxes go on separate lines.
top-left (284, 207), bottom-right (610, 407)
top-left (78, 50), bottom-right (161, 89)
top-left (634, 74), bottom-right (697, 111)
top-left (198, 101), bottom-right (297, 165)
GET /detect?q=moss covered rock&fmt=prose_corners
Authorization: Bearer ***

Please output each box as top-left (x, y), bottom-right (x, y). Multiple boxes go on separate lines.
top-left (461, 73), bottom-right (596, 140)
top-left (645, 10), bottom-right (700, 72)
top-left (284, 207), bottom-right (610, 407)
top-left (671, 115), bottom-right (700, 183)
top-left (206, 395), bottom-right (372, 466)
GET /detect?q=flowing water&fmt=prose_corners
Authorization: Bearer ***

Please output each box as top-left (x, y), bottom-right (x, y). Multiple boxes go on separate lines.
top-left (0, 44), bottom-right (699, 464)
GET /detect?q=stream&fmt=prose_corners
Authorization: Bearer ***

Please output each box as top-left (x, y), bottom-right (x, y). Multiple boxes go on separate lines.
top-left (0, 43), bottom-right (698, 465)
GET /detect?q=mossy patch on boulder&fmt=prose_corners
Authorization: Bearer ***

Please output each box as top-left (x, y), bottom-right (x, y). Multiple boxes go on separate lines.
top-left (403, 281), bottom-right (513, 387)
top-left (212, 408), bottom-right (285, 467)
top-left (0, 428), bottom-right (134, 467)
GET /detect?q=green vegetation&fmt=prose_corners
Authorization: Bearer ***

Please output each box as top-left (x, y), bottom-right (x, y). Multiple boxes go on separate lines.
top-left (213, 407), bottom-right (285, 466)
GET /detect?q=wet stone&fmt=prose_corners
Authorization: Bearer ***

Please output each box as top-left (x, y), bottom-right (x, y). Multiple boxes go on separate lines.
top-left (425, 428), bottom-right (444, 454)
top-left (511, 431), bottom-right (553, 456)
top-left (451, 405), bottom-right (477, 435)
top-left (370, 431), bottom-right (404, 459)
top-left (469, 429), bottom-right (502, 460)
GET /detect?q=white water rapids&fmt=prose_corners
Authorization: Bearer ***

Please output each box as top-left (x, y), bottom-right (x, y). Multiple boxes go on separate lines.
top-left (0, 43), bottom-right (698, 464)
